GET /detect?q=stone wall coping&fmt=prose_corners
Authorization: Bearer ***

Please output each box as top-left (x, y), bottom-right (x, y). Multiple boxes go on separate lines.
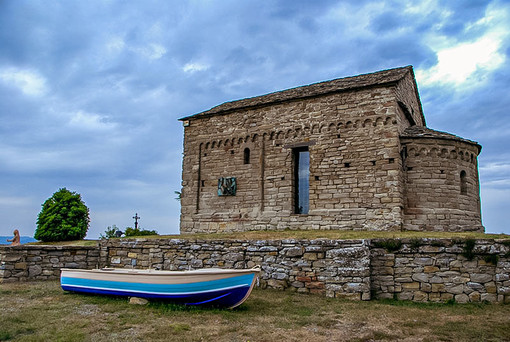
top-left (100, 237), bottom-right (508, 243)
top-left (0, 244), bottom-right (98, 251)
top-left (2, 237), bottom-right (507, 251)
top-left (370, 238), bottom-right (507, 243)
top-left (101, 237), bottom-right (370, 246)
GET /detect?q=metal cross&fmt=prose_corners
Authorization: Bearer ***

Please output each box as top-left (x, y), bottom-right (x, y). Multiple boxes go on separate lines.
top-left (133, 213), bottom-right (140, 229)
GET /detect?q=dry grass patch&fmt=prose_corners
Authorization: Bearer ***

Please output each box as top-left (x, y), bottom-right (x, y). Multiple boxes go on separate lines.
top-left (1, 281), bottom-right (509, 341)
top-left (155, 230), bottom-right (510, 241)
top-left (28, 239), bottom-right (98, 246)
top-left (25, 230), bottom-right (509, 246)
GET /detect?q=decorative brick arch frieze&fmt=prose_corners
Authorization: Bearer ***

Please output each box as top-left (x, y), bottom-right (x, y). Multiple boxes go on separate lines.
top-left (197, 115), bottom-right (399, 152)
top-left (405, 144), bottom-right (477, 165)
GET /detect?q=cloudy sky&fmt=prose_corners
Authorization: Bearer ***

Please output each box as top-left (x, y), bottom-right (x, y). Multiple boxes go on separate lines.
top-left (1, 0), bottom-right (509, 238)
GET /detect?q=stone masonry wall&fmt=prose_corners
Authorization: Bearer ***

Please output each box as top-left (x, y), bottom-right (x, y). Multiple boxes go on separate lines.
top-left (181, 79), bottom-right (416, 233)
top-left (102, 238), bottom-right (372, 300)
top-left (0, 245), bottom-right (102, 283)
top-left (370, 239), bottom-right (510, 303)
top-left (2, 238), bottom-right (508, 303)
top-left (401, 137), bottom-right (482, 232)
top-left (394, 71), bottom-right (424, 129)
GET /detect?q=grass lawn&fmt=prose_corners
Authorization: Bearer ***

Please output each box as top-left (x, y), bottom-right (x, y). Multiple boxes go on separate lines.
top-left (29, 230), bottom-right (510, 246)
top-left (1, 281), bottom-right (509, 341)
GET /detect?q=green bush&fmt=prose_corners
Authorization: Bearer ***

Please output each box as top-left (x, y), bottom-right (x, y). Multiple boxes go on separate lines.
top-left (373, 239), bottom-right (403, 253)
top-left (483, 254), bottom-right (499, 265)
top-left (461, 239), bottom-right (476, 261)
top-left (100, 225), bottom-right (122, 239)
top-left (124, 227), bottom-right (158, 237)
top-left (409, 238), bottom-right (423, 250)
top-left (34, 188), bottom-right (90, 242)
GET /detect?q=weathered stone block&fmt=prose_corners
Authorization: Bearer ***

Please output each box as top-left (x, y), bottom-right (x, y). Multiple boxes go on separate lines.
top-left (402, 282), bottom-right (420, 290)
top-left (431, 283), bottom-right (445, 292)
top-left (14, 262), bottom-right (27, 270)
top-left (471, 273), bottom-right (492, 283)
top-left (429, 276), bottom-right (443, 284)
top-left (429, 292), bottom-right (441, 302)
top-left (469, 291), bottom-right (480, 302)
top-left (413, 291), bottom-right (428, 301)
top-left (486, 282), bottom-right (497, 294)
top-left (455, 294), bottom-right (469, 303)
top-left (282, 247), bottom-right (304, 257)
top-left (424, 266), bottom-right (439, 273)
top-left (480, 293), bottom-right (497, 303)
top-left (28, 265), bottom-right (42, 277)
top-left (466, 282), bottom-right (483, 291)
top-left (446, 284), bottom-right (464, 295)
top-left (411, 273), bottom-right (428, 282)
top-left (414, 258), bottom-right (433, 266)
top-left (267, 279), bottom-right (287, 289)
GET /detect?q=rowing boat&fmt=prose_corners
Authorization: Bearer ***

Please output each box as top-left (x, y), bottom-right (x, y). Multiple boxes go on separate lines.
top-left (60, 266), bottom-right (260, 309)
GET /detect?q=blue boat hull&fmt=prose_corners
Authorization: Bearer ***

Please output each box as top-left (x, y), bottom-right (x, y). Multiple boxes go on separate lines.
top-left (61, 283), bottom-right (251, 307)
top-left (60, 268), bottom-right (260, 308)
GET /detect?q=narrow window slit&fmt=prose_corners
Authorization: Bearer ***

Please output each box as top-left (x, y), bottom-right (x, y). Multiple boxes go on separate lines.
top-left (243, 148), bottom-right (250, 164)
top-left (460, 170), bottom-right (467, 195)
top-left (293, 147), bottom-right (309, 214)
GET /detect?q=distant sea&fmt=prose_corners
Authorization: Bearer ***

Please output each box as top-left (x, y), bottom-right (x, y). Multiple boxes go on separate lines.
top-left (0, 236), bottom-right (37, 245)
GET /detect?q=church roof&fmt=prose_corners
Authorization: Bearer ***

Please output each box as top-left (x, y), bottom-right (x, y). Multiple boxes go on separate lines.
top-left (401, 126), bottom-right (482, 152)
top-left (181, 65), bottom-right (422, 121)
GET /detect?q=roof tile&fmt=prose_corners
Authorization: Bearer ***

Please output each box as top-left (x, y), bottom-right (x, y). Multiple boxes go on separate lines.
top-left (401, 126), bottom-right (481, 151)
top-left (181, 66), bottom-right (413, 120)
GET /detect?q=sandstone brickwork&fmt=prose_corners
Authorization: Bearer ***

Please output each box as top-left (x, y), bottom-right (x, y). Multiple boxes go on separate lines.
top-left (179, 66), bottom-right (483, 233)
top-left (401, 127), bottom-right (482, 231)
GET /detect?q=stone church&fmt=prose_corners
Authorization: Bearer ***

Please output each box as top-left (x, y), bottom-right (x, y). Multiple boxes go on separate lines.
top-left (179, 66), bottom-right (483, 234)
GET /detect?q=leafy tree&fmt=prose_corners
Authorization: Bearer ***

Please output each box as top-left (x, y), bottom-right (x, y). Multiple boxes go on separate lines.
top-left (124, 227), bottom-right (158, 237)
top-left (34, 188), bottom-right (90, 242)
top-left (100, 225), bottom-right (122, 239)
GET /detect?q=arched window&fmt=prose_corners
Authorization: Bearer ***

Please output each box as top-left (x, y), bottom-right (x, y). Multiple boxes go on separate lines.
top-left (243, 148), bottom-right (250, 164)
top-left (460, 170), bottom-right (467, 195)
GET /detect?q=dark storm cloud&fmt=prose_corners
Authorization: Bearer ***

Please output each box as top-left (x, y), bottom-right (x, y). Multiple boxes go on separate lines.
top-left (1, 0), bottom-right (509, 236)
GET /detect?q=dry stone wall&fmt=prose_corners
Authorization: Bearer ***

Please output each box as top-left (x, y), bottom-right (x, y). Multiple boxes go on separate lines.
top-left (370, 239), bottom-right (510, 303)
top-left (102, 238), bottom-right (372, 300)
top-left (0, 245), bottom-right (101, 283)
top-left (2, 238), bottom-right (507, 303)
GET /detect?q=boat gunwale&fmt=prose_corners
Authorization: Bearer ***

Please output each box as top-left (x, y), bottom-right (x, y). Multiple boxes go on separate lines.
top-left (60, 267), bottom-right (261, 277)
